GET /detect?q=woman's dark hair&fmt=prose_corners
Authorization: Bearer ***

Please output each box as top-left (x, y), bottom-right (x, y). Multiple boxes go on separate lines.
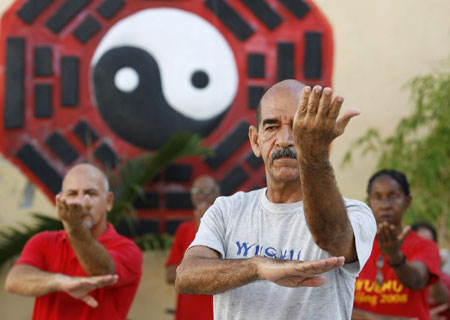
top-left (367, 169), bottom-right (410, 196)
top-left (411, 221), bottom-right (437, 242)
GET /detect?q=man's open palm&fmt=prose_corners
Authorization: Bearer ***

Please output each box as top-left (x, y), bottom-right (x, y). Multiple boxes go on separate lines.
top-left (59, 274), bottom-right (118, 308)
top-left (257, 256), bottom-right (345, 287)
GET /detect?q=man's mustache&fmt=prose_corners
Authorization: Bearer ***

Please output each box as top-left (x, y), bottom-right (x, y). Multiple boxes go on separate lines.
top-left (270, 148), bottom-right (297, 163)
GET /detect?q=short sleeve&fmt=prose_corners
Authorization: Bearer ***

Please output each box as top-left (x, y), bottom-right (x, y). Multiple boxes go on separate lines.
top-left (14, 232), bottom-right (49, 269)
top-left (188, 197), bottom-right (227, 258)
top-left (341, 199), bottom-right (377, 276)
top-left (408, 237), bottom-right (441, 286)
top-left (108, 240), bottom-right (143, 287)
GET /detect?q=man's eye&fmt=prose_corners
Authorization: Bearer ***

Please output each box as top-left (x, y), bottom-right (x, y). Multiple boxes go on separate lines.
top-left (265, 126), bottom-right (276, 131)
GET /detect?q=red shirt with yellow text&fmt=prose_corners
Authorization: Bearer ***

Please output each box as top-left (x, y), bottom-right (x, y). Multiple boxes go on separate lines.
top-left (354, 231), bottom-right (440, 320)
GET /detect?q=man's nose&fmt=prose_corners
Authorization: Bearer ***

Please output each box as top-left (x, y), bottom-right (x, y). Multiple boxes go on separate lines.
top-left (276, 125), bottom-right (294, 148)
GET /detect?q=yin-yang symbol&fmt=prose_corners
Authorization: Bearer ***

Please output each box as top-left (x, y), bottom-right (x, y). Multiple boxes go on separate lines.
top-left (91, 8), bottom-right (239, 150)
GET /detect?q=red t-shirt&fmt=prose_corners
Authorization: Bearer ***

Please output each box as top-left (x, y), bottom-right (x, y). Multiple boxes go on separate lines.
top-left (354, 231), bottom-right (441, 320)
top-left (15, 223), bottom-right (142, 320)
top-left (166, 220), bottom-right (213, 320)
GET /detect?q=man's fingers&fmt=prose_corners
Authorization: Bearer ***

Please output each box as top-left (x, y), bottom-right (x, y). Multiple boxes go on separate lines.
top-left (297, 86), bottom-right (311, 119)
top-left (335, 108), bottom-right (360, 136)
top-left (292, 256), bottom-right (344, 276)
top-left (92, 274), bottom-right (118, 287)
top-left (317, 87), bottom-right (332, 116)
top-left (307, 85), bottom-right (322, 115)
top-left (82, 295), bottom-right (98, 308)
top-left (328, 95), bottom-right (345, 119)
top-left (62, 198), bottom-right (70, 214)
top-left (279, 275), bottom-right (327, 287)
top-left (57, 196), bottom-right (70, 219)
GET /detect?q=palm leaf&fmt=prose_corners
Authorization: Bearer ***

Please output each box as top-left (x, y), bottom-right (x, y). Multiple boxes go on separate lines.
top-left (0, 214), bottom-right (62, 266)
top-left (108, 132), bottom-right (212, 225)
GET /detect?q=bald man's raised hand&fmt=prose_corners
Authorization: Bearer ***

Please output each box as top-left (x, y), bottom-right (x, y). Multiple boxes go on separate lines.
top-left (256, 255), bottom-right (345, 288)
top-left (56, 193), bottom-right (93, 231)
top-left (293, 85), bottom-right (360, 156)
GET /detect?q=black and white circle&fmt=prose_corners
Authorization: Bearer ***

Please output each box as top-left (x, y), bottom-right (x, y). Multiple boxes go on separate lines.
top-left (91, 8), bottom-right (239, 150)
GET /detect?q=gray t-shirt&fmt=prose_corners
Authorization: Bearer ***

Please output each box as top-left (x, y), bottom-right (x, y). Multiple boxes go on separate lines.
top-left (190, 188), bottom-right (376, 320)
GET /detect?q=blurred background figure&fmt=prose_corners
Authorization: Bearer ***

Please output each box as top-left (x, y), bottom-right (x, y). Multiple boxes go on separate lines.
top-left (412, 222), bottom-right (450, 320)
top-left (353, 169), bottom-right (441, 320)
top-left (165, 175), bottom-right (220, 320)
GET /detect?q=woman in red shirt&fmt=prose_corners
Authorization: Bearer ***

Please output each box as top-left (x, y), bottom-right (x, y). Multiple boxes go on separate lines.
top-left (352, 169), bottom-right (441, 320)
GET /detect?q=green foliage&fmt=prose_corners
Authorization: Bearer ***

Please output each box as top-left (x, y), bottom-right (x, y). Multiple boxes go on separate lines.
top-left (0, 132), bottom-right (211, 267)
top-left (342, 63), bottom-right (450, 244)
top-left (134, 233), bottom-right (173, 251)
top-left (0, 214), bottom-right (63, 266)
top-left (108, 132), bottom-right (212, 226)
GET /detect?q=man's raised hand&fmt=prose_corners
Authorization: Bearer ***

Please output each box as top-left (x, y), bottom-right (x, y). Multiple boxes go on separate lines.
top-left (255, 256), bottom-right (345, 288)
top-left (293, 85), bottom-right (360, 156)
top-left (56, 193), bottom-right (93, 230)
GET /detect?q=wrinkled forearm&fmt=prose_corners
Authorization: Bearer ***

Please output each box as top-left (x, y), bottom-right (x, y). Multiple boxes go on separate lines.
top-left (175, 256), bottom-right (259, 295)
top-left (5, 264), bottom-right (62, 296)
top-left (298, 152), bottom-right (356, 261)
top-left (66, 226), bottom-right (115, 276)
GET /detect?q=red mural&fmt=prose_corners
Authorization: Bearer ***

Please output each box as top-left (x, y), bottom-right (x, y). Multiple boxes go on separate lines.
top-left (0, 0), bottom-right (333, 233)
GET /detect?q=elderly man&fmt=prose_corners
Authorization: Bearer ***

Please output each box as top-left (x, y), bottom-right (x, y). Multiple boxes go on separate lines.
top-left (176, 80), bottom-right (377, 319)
top-left (165, 175), bottom-right (220, 320)
top-left (5, 164), bottom-right (142, 320)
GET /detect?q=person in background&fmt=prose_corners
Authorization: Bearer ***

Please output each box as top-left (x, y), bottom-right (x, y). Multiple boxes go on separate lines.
top-left (165, 175), bottom-right (220, 320)
top-left (412, 221), bottom-right (450, 320)
top-left (353, 169), bottom-right (441, 320)
top-left (5, 164), bottom-right (143, 320)
top-left (175, 80), bottom-right (377, 320)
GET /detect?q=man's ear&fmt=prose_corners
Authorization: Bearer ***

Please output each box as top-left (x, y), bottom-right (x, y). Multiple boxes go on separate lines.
top-left (248, 125), bottom-right (261, 158)
top-left (106, 192), bottom-right (114, 211)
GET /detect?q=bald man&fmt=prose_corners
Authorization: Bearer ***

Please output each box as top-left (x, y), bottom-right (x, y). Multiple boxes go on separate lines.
top-left (176, 80), bottom-right (377, 320)
top-left (165, 175), bottom-right (220, 320)
top-left (5, 164), bottom-right (142, 320)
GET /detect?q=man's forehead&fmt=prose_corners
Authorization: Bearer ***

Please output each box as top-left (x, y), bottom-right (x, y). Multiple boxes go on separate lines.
top-left (62, 178), bottom-right (101, 191)
top-left (260, 99), bottom-right (298, 122)
top-left (62, 166), bottom-right (105, 191)
top-left (259, 81), bottom-right (303, 120)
